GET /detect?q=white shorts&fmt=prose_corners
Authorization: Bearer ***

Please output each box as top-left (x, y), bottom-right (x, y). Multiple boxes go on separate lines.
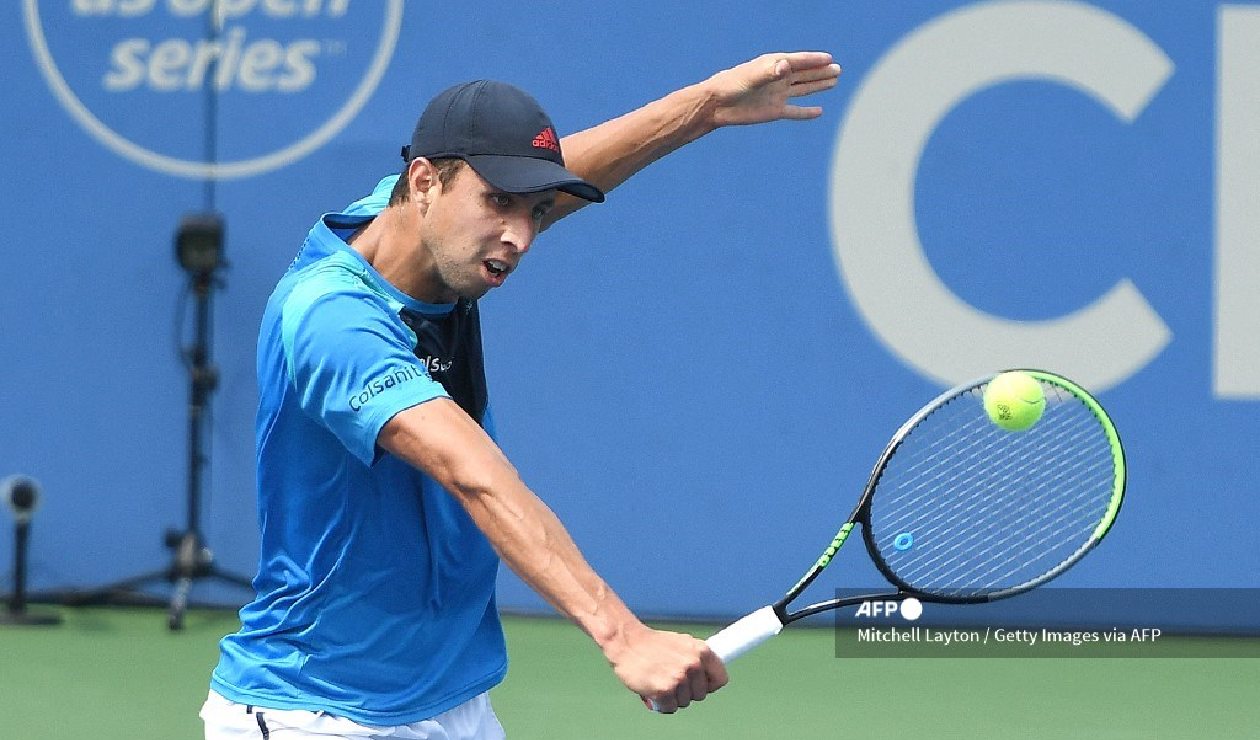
top-left (200, 690), bottom-right (506, 740)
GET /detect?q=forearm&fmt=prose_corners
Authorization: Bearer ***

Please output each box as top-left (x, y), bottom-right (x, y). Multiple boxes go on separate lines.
top-left (465, 468), bottom-right (644, 650)
top-left (380, 398), bottom-right (727, 709)
top-left (542, 51), bottom-right (839, 228)
top-left (563, 84), bottom-right (717, 193)
top-left (545, 82), bottom-right (718, 226)
top-left (379, 400), bottom-right (643, 652)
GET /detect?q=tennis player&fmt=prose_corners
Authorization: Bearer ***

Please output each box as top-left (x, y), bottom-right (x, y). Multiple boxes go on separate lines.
top-left (202, 52), bottom-right (840, 740)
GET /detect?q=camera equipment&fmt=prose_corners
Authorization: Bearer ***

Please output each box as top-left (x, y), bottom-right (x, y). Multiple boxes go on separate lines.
top-left (70, 214), bottom-right (252, 630)
top-left (1, 475), bottom-right (62, 626)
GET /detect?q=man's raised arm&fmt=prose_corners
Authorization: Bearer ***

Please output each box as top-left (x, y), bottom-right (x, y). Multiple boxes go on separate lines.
top-left (545, 51), bottom-right (841, 227)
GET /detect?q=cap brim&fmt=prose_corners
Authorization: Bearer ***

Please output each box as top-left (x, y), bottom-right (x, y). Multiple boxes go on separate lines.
top-left (464, 155), bottom-right (605, 203)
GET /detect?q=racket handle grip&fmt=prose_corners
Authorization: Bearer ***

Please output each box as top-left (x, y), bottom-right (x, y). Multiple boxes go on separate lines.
top-left (645, 607), bottom-right (781, 711)
top-left (706, 605), bottom-right (783, 663)
top-left (648, 606), bottom-right (783, 712)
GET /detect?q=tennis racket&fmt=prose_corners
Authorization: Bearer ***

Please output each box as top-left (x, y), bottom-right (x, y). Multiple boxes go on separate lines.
top-left (703, 369), bottom-right (1125, 664)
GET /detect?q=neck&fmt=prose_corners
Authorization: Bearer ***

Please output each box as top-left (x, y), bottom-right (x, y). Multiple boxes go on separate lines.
top-left (348, 207), bottom-right (453, 304)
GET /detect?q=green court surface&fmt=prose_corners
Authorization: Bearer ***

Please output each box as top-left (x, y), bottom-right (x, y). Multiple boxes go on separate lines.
top-left (2, 606), bottom-right (1257, 739)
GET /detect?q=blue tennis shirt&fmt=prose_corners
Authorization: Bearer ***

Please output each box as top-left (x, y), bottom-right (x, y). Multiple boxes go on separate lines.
top-left (211, 178), bottom-right (507, 724)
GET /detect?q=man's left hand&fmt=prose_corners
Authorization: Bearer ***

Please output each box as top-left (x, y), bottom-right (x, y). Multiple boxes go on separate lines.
top-left (702, 51), bottom-right (842, 127)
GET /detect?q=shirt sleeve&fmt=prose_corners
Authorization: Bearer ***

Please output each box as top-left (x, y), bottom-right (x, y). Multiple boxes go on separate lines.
top-left (280, 282), bottom-right (448, 465)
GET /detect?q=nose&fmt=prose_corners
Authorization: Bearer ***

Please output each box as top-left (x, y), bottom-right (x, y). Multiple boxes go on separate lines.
top-left (501, 214), bottom-right (537, 255)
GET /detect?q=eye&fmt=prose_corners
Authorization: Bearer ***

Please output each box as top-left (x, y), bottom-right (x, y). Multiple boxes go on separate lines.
top-left (532, 204), bottom-right (551, 222)
top-left (489, 193), bottom-right (513, 208)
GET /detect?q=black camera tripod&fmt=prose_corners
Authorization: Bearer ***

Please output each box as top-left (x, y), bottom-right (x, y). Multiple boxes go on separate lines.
top-left (70, 218), bottom-right (253, 630)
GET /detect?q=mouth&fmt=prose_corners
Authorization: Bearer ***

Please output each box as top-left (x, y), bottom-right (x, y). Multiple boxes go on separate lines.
top-left (482, 258), bottom-right (511, 287)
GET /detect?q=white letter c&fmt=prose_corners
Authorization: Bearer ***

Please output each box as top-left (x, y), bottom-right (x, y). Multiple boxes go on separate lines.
top-left (830, 1), bottom-right (1173, 390)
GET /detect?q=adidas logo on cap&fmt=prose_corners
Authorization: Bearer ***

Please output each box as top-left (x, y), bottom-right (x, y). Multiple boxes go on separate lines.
top-left (532, 127), bottom-right (560, 153)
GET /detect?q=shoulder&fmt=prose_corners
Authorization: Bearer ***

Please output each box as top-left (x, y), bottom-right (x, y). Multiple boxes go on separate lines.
top-left (273, 252), bottom-right (415, 360)
top-left (283, 251), bottom-right (398, 322)
top-left (341, 175), bottom-right (400, 216)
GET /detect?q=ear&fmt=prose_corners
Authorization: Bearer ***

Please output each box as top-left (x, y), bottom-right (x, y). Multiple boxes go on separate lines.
top-left (406, 157), bottom-right (442, 212)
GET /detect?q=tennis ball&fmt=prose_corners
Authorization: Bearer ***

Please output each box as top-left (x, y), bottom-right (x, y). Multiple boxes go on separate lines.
top-left (983, 371), bottom-right (1045, 432)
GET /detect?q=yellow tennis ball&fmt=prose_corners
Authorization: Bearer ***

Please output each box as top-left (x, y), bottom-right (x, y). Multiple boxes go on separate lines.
top-left (983, 371), bottom-right (1045, 432)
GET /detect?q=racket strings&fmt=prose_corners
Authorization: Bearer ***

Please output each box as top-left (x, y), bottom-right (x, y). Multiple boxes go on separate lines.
top-left (921, 462), bottom-right (1113, 593)
top-left (881, 461), bottom-right (1088, 591)
top-left (867, 383), bottom-right (1118, 598)
top-left (893, 456), bottom-right (1107, 591)
top-left (888, 416), bottom-right (1112, 592)
top-left (877, 394), bottom-right (1089, 540)
top-left (880, 389), bottom-right (1099, 516)
top-left (896, 394), bottom-right (1113, 592)
top-left (885, 411), bottom-right (1110, 574)
top-left (878, 411), bottom-right (1031, 523)
top-left (966, 484), bottom-right (1113, 590)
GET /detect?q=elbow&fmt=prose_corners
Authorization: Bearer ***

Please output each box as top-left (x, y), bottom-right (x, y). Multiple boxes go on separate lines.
top-left (445, 465), bottom-right (495, 500)
top-left (440, 456), bottom-right (520, 507)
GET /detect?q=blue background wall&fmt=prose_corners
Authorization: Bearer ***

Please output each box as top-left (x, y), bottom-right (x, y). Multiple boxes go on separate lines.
top-left (3, 1), bottom-right (1257, 626)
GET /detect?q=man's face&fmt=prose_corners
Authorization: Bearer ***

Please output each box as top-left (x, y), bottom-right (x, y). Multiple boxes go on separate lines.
top-left (418, 162), bottom-right (555, 302)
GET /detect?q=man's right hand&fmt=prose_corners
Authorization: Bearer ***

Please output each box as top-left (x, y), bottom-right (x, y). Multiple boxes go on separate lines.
top-left (604, 624), bottom-right (729, 713)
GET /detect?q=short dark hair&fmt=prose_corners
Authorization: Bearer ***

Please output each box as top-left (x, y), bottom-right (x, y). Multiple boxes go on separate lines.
top-left (389, 158), bottom-right (466, 206)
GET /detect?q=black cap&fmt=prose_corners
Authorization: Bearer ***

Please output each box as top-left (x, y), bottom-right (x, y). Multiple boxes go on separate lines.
top-left (401, 80), bottom-right (604, 203)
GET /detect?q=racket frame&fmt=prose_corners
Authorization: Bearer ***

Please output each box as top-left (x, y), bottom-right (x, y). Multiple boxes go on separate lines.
top-left (772, 369), bottom-right (1126, 625)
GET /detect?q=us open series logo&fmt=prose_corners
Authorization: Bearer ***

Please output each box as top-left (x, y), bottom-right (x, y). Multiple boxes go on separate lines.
top-left (23, 0), bottom-right (403, 179)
